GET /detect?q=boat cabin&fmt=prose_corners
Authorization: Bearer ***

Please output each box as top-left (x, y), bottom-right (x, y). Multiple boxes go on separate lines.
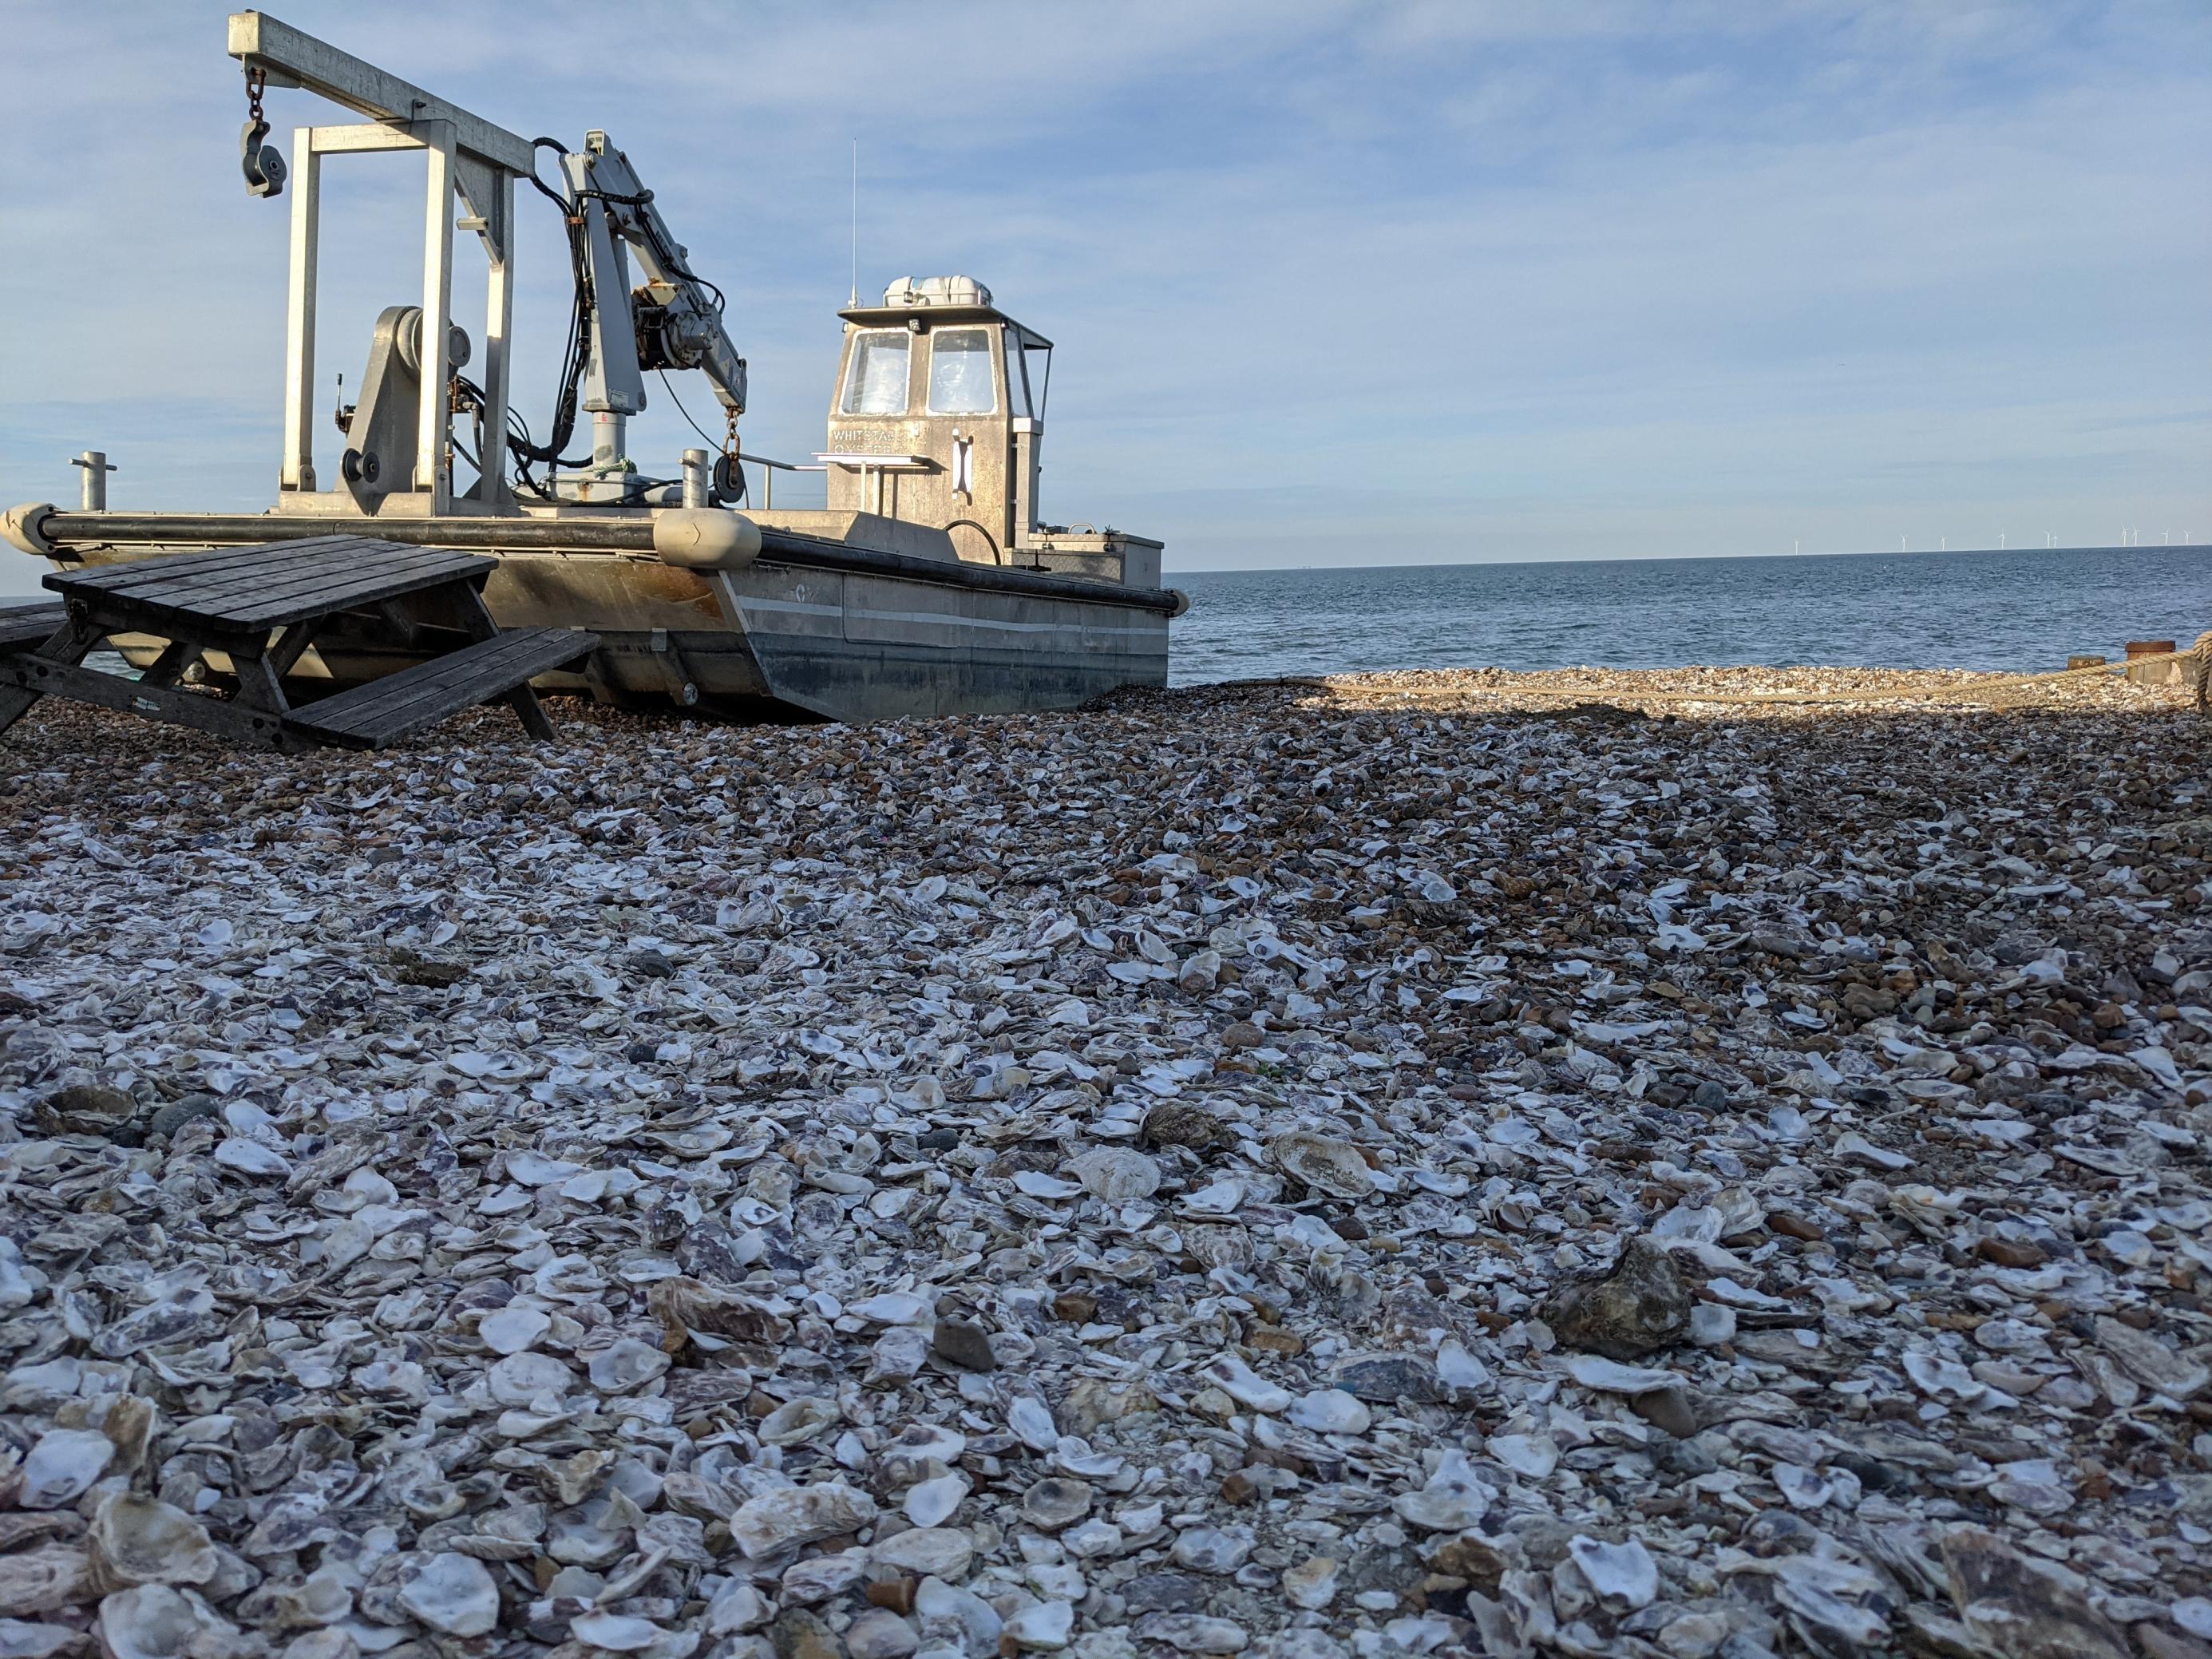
top-left (789, 276), bottom-right (1159, 590)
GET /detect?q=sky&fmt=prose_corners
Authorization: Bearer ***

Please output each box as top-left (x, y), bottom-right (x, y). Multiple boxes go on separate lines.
top-left (1, 0), bottom-right (2207, 584)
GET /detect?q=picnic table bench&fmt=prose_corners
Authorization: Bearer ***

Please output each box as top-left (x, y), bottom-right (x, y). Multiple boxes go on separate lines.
top-left (0, 536), bottom-right (596, 751)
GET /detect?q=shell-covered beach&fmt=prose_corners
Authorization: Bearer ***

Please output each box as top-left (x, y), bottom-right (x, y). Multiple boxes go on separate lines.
top-left (2, 668), bottom-right (2207, 1659)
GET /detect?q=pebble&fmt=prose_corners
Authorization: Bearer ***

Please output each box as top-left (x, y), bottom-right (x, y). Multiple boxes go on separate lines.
top-left (0, 667), bottom-right (2205, 1658)
top-left (1169, 1527), bottom-right (1252, 1575)
top-left (1021, 1479), bottom-right (1095, 1532)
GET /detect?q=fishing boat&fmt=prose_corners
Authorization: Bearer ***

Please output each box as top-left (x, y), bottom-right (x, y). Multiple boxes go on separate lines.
top-left (2, 14), bottom-right (1181, 722)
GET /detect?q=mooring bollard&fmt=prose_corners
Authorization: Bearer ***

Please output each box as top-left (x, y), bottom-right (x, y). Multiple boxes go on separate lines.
top-left (72, 450), bottom-right (117, 512)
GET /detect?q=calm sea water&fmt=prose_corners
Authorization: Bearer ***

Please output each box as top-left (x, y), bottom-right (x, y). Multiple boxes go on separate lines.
top-left (1167, 544), bottom-right (2210, 686)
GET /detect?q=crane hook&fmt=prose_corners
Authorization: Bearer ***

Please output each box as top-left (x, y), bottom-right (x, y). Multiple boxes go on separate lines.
top-left (240, 68), bottom-right (286, 198)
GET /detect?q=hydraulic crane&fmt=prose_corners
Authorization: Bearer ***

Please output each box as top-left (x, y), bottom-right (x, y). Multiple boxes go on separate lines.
top-left (553, 132), bottom-right (749, 503)
top-left (225, 10), bottom-right (746, 513)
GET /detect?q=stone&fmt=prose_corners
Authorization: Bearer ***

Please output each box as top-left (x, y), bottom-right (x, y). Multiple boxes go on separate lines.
top-left (19, 1430), bottom-right (112, 1511)
top-left (915, 1575), bottom-right (1003, 1656)
top-left (1287, 1389), bottom-right (1370, 1435)
top-left (1267, 1133), bottom-right (1375, 1200)
top-left (1940, 1526), bottom-right (2130, 1659)
top-left (1569, 1535), bottom-right (1660, 1610)
top-left (769, 1607), bottom-right (845, 1659)
top-left (1141, 1103), bottom-right (1233, 1154)
top-left (847, 1607), bottom-right (921, 1659)
top-left (1393, 1451), bottom-right (1492, 1532)
top-left (731, 1484), bottom-right (880, 1558)
top-left (1022, 1479), bottom-right (1094, 1532)
top-left (1544, 1235), bottom-right (1692, 1360)
top-left (1131, 1613), bottom-right (1248, 1653)
top-left (904, 1473), bottom-right (969, 1528)
top-left (873, 1527), bottom-right (974, 1580)
top-left (932, 1320), bottom-right (998, 1372)
top-left (1006, 1600), bottom-right (1075, 1651)
top-left (87, 1494), bottom-right (217, 1590)
top-left (2093, 1317), bottom-right (2209, 1400)
top-left (1069, 1146), bottom-right (1161, 1202)
top-left (1169, 1527), bottom-right (1252, 1575)
top-left (396, 1552), bottom-right (499, 1637)
top-left (1331, 1353), bottom-right (1444, 1404)
top-left (96, 1584), bottom-right (228, 1659)
top-left (1198, 1353), bottom-right (1291, 1413)
top-left (1280, 1556), bottom-right (1341, 1610)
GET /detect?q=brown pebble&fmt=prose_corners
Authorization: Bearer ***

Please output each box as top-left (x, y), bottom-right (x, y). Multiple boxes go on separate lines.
top-left (1977, 1237), bottom-right (2048, 1268)
top-left (1769, 1213), bottom-right (1824, 1242)
top-left (865, 1577), bottom-right (916, 1615)
top-left (932, 1320), bottom-right (999, 1372)
top-left (2137, 1625), bottom-right (2212, 1659)
top-left (1220, 1471), bottom-right (1259, 1505)
top-left (1051, 1293), bottom-right (1098, 1324)
top-left (1629, 1386), bottom-right (1698, 1439)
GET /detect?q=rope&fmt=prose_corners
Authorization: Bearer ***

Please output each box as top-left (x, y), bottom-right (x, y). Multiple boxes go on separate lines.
top-left (1316, 632), bottom-right (2212, 709)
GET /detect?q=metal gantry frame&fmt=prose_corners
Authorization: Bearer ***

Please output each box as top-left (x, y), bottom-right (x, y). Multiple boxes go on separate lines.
top-left (230, 11), bottom-right (533, 513)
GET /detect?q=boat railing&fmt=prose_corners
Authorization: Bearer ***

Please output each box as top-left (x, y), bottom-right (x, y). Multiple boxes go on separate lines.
top-left (738, 453), bottom-right (827, 511)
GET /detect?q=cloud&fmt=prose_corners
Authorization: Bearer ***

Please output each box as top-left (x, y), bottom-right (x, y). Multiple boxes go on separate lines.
top-left (1, 0), bottom-right (2205, 584)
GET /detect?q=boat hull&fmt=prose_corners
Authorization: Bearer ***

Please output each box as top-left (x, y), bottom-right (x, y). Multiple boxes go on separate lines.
top-left (52, 540), bottom-right (1170, 723)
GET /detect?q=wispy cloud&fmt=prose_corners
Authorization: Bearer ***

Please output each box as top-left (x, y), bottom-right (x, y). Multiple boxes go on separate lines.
top-left (1, 0), bottom-right (2204, 587)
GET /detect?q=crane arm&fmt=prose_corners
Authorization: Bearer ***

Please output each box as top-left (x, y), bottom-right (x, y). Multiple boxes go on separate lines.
top-left (562, 131), bottom-right (747, 422)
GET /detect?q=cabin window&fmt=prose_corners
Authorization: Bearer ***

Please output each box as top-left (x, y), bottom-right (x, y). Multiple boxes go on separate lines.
top-left (927, 328), bottom-right (995, 414)
top-left (841, 331), bottom-right (909, 415)
top-left (1004, 327), bottom-right (1032, 418)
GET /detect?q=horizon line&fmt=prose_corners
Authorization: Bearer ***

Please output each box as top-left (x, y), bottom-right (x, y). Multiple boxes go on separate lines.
top-left (1167, 541), bottom-right (2210, 577)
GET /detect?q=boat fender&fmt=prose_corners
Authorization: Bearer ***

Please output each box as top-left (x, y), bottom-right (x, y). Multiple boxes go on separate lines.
top-left (654, 508), bottom-right (761, 572)
top-left (2, 503), bottom-right (55, 557)
top-left (1167, 588), bottom-right (1193, 619)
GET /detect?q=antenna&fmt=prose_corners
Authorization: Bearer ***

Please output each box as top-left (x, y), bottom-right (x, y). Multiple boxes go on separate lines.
top-left (849, 140), bottom-right (859, 308)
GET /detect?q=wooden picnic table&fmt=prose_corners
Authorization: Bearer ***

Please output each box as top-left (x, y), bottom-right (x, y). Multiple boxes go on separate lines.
top-left (0, 535), bottom-right (596, 751)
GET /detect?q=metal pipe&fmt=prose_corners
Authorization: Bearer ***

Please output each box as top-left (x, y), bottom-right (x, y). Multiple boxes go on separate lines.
top-left (33, 511), bottom-right (1185, 614)
top-left (71, 452), bottom-right (116, 512)
top-left (681, 449), bottom-right (710, 509)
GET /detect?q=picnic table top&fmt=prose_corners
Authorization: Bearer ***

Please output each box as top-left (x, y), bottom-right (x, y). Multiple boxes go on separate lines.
top-left (46, 537), bottom-right (495, 633)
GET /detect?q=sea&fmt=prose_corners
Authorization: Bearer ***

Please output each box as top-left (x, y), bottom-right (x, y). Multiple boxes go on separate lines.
top-left (1166, 543), bottom-right (2210, 687)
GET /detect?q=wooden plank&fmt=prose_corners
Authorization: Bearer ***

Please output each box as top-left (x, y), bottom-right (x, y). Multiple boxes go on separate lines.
top-left (137, 639), bottom-right (202, 689)
top-left (445, 580), bottom-right (560, 738)
top-left (122, 544), bottom-right (477, 616)
top-left (0, 614), bottom-right (106, 738)
top-left (231, 648), bottom-right (291, 715)
top-left (285, 629), bottom-right (592, 746)
top-left (90, 545), bottom-right (485, 627)
top-left (298, 628), bottom-right (588, 734)
top-left (283, 628), bottom-right (595, 747)
top-left (0, 604), bottom-right (69, 652)
top-left (0, 654), bottom-right (304, 750)
top-left (52, 539), bottom-right (492, 630)
top-left (49, 537), bottom-right (375, 595)
top-left (267, 620), bottom-right (326, 679)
